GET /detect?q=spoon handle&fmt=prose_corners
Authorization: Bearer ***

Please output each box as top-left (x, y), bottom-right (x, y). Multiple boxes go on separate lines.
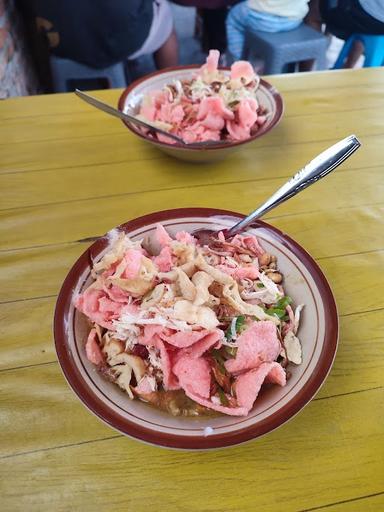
top-left (74, 89), bottom-right (184, 144)
top-left (75, 89), bottom-right (234, 148)
top-left (226, 134), bottom-right (361, 238)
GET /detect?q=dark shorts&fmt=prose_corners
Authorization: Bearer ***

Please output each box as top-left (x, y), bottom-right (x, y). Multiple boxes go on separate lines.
top-left (320, 0), bottom-right (384, 39)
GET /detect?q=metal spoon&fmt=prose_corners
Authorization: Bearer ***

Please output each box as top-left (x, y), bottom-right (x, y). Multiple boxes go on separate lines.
top-left (193, 134), bottom-right (361, 245)
top-left (75, 89), bottom-right (229, 148)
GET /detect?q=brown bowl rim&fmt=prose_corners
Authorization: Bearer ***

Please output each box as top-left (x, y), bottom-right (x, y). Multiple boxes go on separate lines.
top-left (54, 208), bottom-right (338, 450)
top-left (117, 65), bottom-right (284, 151)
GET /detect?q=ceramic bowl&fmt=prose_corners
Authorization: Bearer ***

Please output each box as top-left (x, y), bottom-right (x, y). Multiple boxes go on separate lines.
top-left (54, 208), bottom-right (338, 450)
top-left (118, 67), bottom-right (283, 163)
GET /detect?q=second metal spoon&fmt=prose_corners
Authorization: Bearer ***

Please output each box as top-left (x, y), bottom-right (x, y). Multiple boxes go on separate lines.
top-left (75, 89), bottom-right (229, 148)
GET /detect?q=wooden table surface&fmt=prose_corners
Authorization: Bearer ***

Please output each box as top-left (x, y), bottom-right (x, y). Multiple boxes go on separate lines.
top-left (1, 68), bottom-right (383, 512)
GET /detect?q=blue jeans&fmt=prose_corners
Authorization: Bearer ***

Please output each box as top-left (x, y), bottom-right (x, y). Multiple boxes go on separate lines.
top-left (226, 2), bottom-right (302, 60)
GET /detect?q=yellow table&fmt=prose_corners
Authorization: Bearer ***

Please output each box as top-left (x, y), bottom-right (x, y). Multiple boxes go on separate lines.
top-left (1, 68), bottom-right (383, 512)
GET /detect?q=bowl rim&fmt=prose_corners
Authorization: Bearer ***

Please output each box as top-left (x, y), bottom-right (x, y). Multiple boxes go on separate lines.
top-left (54, 208), bottom-right (338, 450)
top-left (117, 65), bottom-right (284, 151)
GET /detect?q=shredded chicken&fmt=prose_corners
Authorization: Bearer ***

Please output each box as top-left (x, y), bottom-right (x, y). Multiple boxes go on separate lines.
top-left (281, 331), bottom-right (302, 365)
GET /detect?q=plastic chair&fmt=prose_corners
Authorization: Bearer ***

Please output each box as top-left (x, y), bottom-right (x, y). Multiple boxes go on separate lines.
top-left (50, 55), bottom-right (127, 92)
top-left (333, 34), bottom-right (384, 68)
top-left (244, 24), bottom-right (328, 74)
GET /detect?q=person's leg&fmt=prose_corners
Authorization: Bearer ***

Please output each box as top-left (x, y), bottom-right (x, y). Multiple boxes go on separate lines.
top-left (227, 2), bottom-right (301, 61)
top-left (305, 0), bottom-right (322, 32)
top-left (226, 2), bottom-right (250, 61)
top-left (320, 0), bottom-right (384, 39)
top-left (299, 0), bottom-right (324, 71)
top-left (319, 0), bottom-right (383, 68)
top-left (154, 27), bottom-right (178, 68)
top-left (319, 0), bottom-right (354, 40)
top-left (201, 8), bottom-right (228, 54)
top-left (128, 0), bottom-right (178, 69)
top-left (342, 39), bottom-right (364, 68)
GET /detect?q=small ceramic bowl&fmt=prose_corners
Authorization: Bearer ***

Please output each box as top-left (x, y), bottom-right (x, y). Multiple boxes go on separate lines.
top-left (118, 66), bottom-right (284, 163)
top-left (54, 208), bottom-right (338, 450)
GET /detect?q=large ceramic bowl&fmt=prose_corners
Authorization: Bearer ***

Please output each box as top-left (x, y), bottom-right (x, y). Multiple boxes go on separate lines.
top-left (54, 208), bottom-right (338, 450)
top-left (118, 66), bottom-right (283, 163)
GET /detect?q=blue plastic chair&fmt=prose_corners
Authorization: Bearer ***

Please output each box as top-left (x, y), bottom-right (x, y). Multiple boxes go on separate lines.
top-left (244, 24), bottom-right (328, 75)
top-left (333, 34), bottom-right (384, 68)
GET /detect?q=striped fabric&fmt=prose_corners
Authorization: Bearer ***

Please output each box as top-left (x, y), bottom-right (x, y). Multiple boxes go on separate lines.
top-left (226, 1), bottom-right (301, 60)
top-left (248, 0), bottom-right (309, 20)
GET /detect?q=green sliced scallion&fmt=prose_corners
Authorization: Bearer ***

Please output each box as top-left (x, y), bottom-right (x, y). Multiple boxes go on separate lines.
top-left (217, 387), bottom-right (229, 406)
top-left (225, 315), bottom-right (246, 341)
top-left (235, 315), bottom-right (246, 333)
top-left (263, 296), bottom-right (293, 320)
top-left (264, 307), bottom-right (286, 319)
top-left (212, 349), bottom-right (226, 373)
top-left (275, 295), bottom-right (292, 309)
top-left (225, 345), bottom-right (237, 357)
